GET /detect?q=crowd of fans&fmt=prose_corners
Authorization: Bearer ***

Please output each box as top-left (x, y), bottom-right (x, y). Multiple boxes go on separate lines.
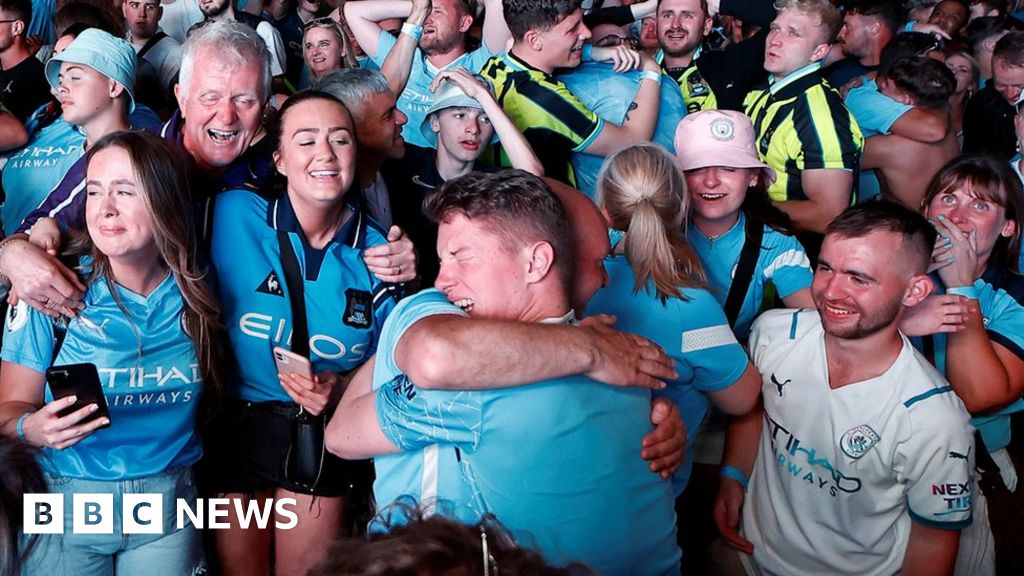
top-left (1, 0), bottom-right (1024, 574)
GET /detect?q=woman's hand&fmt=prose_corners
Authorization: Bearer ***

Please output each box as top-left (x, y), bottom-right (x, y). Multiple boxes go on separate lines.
top-left (363, 226), bottom-right (417, 282)
top-left (899, 294), bottom-right (971, 336)
top-left (931, 215), bottom-right (978, 288)
top-left (28, 218), bottom-right (62, 256)
top-left (21, 396), bottom-right (108, 450)
top-left (279, 370), bottom-right (341, 416)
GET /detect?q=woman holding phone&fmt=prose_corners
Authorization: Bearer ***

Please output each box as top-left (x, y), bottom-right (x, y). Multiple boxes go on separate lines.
top-left (206, 90), bottom-right (402, 576)
top-left (0, 131), bottom-right (222, 575)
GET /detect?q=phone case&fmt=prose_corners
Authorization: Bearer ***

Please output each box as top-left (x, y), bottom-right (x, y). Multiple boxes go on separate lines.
top-left (273, 347), bottom-right (313, 380)
top-left (45, 363), bottom-right (111, 427)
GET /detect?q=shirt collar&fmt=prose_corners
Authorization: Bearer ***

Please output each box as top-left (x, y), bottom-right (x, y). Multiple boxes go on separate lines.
top-left (769, 61), bottom-right (822, 94)
top-left (267, 192), bottom-right (367, 250)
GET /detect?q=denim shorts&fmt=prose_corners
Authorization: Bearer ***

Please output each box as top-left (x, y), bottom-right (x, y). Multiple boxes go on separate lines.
top-left (23, 467), bottom-right (206, 576)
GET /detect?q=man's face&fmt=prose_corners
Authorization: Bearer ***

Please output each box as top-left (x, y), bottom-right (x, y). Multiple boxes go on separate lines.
top-left (55, 62), bottom-right (119, 127)
top-left (431, 106), bottom-right (493, 164)
top-left (352, 90), bottom-right (406, 161)
top-left (0, 7), bottom-right (23, 52)
top-left (811, 230), bottom-right (911, 340)
top-left (534, 8), bottom-right (591, 70)
top-left (764, 8), bottom-right (831, 77)
top-left (175, 49), bottom-right (265, 171)
top-left (435, 213), bottom-right (531, 320)
top-left (123, 0), bottom-right (161, 39)
top-left (199, 0), bottom-right (231, 18)
top-left (928, 0), bottom-right (969, 37)
top-left (421, 0), bottom-right (470, 56)
top-left (656, 0), bottom-right (711, 59)
top-left (993, 56), bottom-right (1024, 104)
top-left (297, 0), bottom-right (319, 14)
top-left (837, 12), bottom-right (873, 61)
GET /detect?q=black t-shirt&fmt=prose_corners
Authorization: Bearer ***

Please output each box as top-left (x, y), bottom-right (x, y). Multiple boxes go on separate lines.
top-left (383, 145), bottom-right (496, 285)
top-left (962, 82), bottom-right (1017, 161)
top-left (0, 55), bottom-right (55, 122)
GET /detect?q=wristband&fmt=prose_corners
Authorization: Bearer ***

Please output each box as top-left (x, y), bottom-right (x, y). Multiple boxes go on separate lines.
top-left (946, 285), bottom-right (979, 300)
top-left (720, 465), bottom-right (749, 489)
top-left (641, 69), bottom-right (662, 84)
top-left (16, 412), bottom-right (30, 442)
top-left (400, 22), bottom-right (423, 42)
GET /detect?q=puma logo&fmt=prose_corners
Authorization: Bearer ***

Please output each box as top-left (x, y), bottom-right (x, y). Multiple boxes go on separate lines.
top-left (948, 447), bottom-right (971, 460)
top-left (771, 373), bottom-right (791, 397)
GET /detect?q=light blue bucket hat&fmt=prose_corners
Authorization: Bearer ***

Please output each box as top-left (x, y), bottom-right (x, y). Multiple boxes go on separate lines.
top-left (45, 29), bottom-right (137, 113)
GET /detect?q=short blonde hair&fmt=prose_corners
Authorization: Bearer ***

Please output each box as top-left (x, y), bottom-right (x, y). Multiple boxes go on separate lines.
top-left (773, 0), bottom-right (843, 43)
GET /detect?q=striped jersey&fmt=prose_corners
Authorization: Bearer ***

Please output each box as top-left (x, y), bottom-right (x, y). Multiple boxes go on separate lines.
top-left (744, 63), bottom-right (863, 203)
top-left (480, 52), bottom-right (604, 186)
top-left (657, 49), bottom-right (718, 113)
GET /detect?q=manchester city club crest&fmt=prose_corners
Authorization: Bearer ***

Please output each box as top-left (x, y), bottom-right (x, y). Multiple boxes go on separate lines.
top-left (709, 117), bottom-right (735, 141)
top-left (343, 289), bottom-right (372, 329)
top-left (840, 425), bottom-right (881, 459)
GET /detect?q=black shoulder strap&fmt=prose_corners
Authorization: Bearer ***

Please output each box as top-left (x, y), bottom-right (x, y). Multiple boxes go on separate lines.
top-left (276, 232), bottom-right (310, 358)
top-left (723, 217), bottom-right (764, 328)
top-left (137, 31), bottom-right (168, 59)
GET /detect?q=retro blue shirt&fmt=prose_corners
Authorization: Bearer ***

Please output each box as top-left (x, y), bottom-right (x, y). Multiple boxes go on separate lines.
top-left (372, 289), bottom-right (681, 575)
top-left (912, 277), bottom-right (1024, 450)
top-left (373, 31), bottom-right (495, 148)
top-left (559, 60), bottom-right (686, 198)
top-left (588, 253), bottom-right (749, 496)
top-left (2, 270), bottom-right (204, 480)
top-left (211, 189), bottom-right (401, 403)
top-left (687, 213), bottom-right (813, 340)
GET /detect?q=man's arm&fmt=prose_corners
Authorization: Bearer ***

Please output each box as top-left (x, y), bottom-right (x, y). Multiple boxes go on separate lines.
top-left (580, 52), bottom-right (663, 157)
top-left (774, 169), bottom-right (853, 234)
top-left (396, 314), bottom-right (676, 390)
top-left (344, 0), bottom-right (413, 59)
top-left (380, 0), bottom-right (430, 97)
top-left (0, 109), bottom-right (28, 152)
top-left (479, 0), bottom-right (511, 54)
top-left (889, 107), bottom-right (949, 144)
top-left (713, 399), bottom-right (762, 554)
top-left (326, 357), bottom-right (399, 459)
top-left (901, 523), bottom-right (959, 575)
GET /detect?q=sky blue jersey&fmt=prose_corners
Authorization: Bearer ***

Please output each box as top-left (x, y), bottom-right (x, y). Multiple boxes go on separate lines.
top-left (371, 289), bottom-right (681, 575)
top-left (2, 271), bottom-right (204, 480)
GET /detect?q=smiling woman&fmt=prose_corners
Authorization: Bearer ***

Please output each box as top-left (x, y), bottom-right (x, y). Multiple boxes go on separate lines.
top-left (0, 131), bottom-right (223, 576)
top-left (302, 18), bottom-right (356, 85)
top-left (205, 91), bottom-right (403, 576)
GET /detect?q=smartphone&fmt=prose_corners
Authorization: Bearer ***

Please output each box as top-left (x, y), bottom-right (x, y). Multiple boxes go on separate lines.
top-left (273, 346), bottom-right (313, 380)
top-left (45, 363), bottom-right (111, 428)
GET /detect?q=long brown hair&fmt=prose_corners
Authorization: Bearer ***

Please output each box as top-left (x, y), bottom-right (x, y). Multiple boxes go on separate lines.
top-left (74, 131), bottom-right (226, 408)
top-left (597, 144), bottom-right (706, 302)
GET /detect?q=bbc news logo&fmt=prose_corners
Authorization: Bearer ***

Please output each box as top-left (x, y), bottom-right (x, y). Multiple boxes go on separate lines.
top-left (23, 495), bottom-right (299, 534)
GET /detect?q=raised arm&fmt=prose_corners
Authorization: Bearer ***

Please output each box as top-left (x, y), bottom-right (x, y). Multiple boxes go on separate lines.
top-left (432, 68), bottom-right (543, 175)
top-left (380, 0), bottom-right (431, 96)
top-left (774, 169), bottom-right (853, 234)
top-left (581, 50), bottom-right (662, 157)
top-left (343, 0), bottom-right (414, 59)
top-left (479, 0), bottom-right (511, 53)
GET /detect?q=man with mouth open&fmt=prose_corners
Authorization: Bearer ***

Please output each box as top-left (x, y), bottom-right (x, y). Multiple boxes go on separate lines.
top-left (480, 0), bottom-right (664, 187)
top-left (327, 170), bottom-right (683, 574)
top-left (344, 0), bottom-right (511, 148)
top-left (655, 0), bottom-right (717, 113)
top-left (744, 0), bottom-right (862, 257)
top-left (711, 202), bottom-right (974, 576)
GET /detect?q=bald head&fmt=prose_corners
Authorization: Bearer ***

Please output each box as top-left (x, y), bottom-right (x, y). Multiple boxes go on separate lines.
top-left (544, 177), bottom-right (611, 314)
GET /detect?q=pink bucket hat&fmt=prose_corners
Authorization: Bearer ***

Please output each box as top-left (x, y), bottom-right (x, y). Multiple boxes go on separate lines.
top-left (673, 110), bottom-right (776, 186)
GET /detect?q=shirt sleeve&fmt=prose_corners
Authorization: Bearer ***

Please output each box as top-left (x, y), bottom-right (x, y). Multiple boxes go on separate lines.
top-left (257, 22), bottom-right (286, 77)
top-left (372, 28), bottom-right (400, 68)
top-left (370, 289), bottom-right (466, 391)
top-left (761, 229), bottom-right (813, 299)
top-left (1, 301), bottom-right (56, 374)
top-left (675, 290), bottom-right (749, 392)
top-left (843, 84), bottom-right (912, 136)
top-left (512, 78), bottom-right (605, 152)
top-left (898, 402), bottom-right (974, 529)
top-left (375, 382), bottom-right (483, 451)
top-left (977, 279), bottom-right (1024, 360)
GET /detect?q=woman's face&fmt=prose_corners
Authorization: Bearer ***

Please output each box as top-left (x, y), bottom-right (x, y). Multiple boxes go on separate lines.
top-left (304, 26), bottom-right (345, 78)
top-left (86, 146), bottom-right (158, 266)
top-left (274, 98), bottom-right (357, 209)
top-left (684, 166), bottom-right (758, 224)
top-left (926, 184), bottom-right (1016, 267)
top-left (55, 61), bottom-right (116, 127)
top-left (945, 54), bottom-right (974, 95)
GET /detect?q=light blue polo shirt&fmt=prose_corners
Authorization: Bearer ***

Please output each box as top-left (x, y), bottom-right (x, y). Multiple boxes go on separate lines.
top-left (372, 289), bottom-right (681, 574)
